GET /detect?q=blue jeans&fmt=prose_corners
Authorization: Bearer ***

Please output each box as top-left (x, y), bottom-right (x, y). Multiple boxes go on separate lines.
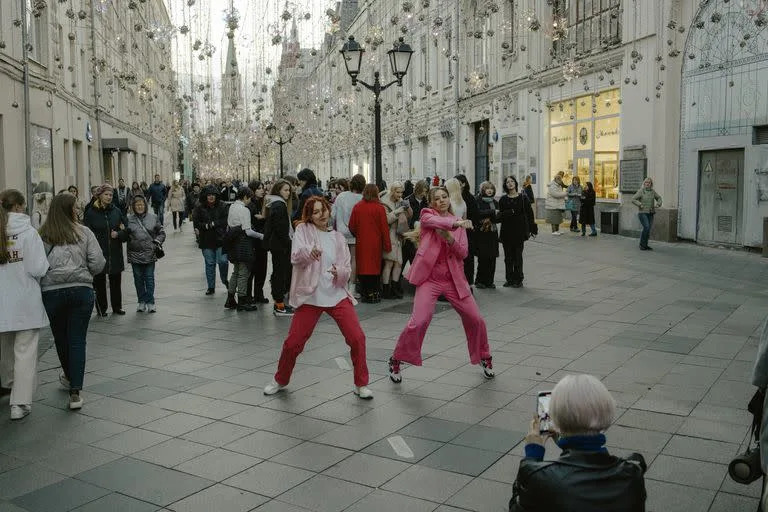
top-left (152, 202), bottom-right (165, 226)
top-left (202, 247), bottom-right (229, 289)
top-left (132, 263), bottom-right (156, 304)
top-left (42, 287), bottom-right (95, 391)
top-left (638, 212), bottom-right (654, 248)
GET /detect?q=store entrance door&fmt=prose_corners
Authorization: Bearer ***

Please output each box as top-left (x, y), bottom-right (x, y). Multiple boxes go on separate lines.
top-left (474, 120), bottom-right (490, 191)
top-left (697, 149), bottom-right (744, 245)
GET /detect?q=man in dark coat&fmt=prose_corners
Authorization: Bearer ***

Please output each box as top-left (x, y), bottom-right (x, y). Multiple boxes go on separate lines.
top-left (193, 186), bottom-right (229, 295)
top-left (146, 174), bottom-right (167, 226)
top-left (83, 184), bottom-right (129, 316)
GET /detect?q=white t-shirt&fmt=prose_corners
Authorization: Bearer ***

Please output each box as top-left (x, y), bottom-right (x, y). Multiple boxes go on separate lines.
top-left (305, 230), bottom-right (348, 307)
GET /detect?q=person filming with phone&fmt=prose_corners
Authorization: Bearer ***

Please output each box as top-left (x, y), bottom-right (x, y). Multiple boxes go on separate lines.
top-left (509, 374), bottom-right (647, 512)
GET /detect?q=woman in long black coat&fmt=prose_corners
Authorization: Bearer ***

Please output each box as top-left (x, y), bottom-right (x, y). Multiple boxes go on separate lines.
top-left (83, 184), bottom-right (128, 316)
top-left (580, 181), bottom-right (597, 236)
top-left (475, 181), bottom-right (500, 289)
top-left (498, 176), bottom-right (537, 288)
top-left (455, 174), bottom-right (479, 286)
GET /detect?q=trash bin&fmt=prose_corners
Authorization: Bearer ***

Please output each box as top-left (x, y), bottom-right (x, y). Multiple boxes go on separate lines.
top-left (601, 211), bottom-right (619, 235)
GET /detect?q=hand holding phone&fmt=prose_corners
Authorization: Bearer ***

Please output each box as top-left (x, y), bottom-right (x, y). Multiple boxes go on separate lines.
top-left (537, 391), bottom-right (553, 435)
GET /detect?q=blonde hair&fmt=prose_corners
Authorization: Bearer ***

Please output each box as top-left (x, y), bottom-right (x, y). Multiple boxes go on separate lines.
top-left (550, 374), bottom-right (615, 436)
top-left (388, 181), bottom-right (404, 199)
top-left (402, 186), bottom-right (453, 246)
top-left (444, 178), bottom-right (464, 208)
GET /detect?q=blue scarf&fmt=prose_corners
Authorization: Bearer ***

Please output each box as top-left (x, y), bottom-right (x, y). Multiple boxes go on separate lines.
top-left (556, 434), bottom-right (607, 453)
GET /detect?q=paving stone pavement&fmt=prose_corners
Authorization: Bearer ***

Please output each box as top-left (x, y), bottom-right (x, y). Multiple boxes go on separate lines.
top-left (2, 226), bottom-right (768, 512)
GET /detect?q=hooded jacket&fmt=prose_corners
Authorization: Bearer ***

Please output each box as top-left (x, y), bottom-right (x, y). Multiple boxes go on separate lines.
top-left (0, 212), bottom-right (49, 332)
top-left (41, 225), bottom-right (105, 291)
top-left (193, 187), bottom-right (229, 250)
top-left (126, 196), bottom-right (166, 264)
top-left (263, 195), bottom-right (293, 252)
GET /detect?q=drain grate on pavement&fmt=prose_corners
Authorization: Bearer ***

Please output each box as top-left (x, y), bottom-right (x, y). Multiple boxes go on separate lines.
top-left (381, 302), bottom-right (454, 314)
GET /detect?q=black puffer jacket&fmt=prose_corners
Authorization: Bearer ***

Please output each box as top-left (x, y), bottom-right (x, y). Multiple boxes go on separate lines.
top-left (83, 201), bottom-right (128, 274)
top-left (193, 189), bottom-right (228, 250)
top-left (509, 451), bottom-right (647, 512)
top-left (263, 196), bottom-right (292, 252)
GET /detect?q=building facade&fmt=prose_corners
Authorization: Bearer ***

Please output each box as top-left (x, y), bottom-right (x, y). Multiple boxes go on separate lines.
top-left (274, 0), bottom-right (768, 247)
top-left (0, 0), bottom-right (178, 199)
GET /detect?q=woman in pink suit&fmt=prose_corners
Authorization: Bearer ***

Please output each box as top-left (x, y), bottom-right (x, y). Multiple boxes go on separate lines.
top-left (389, 186), bottom-right (494, 383)
top-left (263, 196), bottom-right (373, 399)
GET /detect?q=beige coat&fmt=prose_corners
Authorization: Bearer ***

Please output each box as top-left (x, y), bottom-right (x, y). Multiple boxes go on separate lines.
top-left (380, 195), bottom-right (408, 263)
top-left (169, 187), bottom-right (186, 212)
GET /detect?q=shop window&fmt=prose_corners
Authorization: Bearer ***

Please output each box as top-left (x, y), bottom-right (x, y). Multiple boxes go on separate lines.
top-left (550, 102), bottom-right (576, 125)
top-left (595, 152), bottom-right (619, 199)
top-left (594, 116), bottom-right (619, 152)
top-left (550, 124), bottom-right (574, 180)
top-left (576, 122), bottom-right (592, 150)
top-left (501, 135), bottom-right (518, 179)
top-left (596, 89), bottom-right (621, 117)
top-left (576, 95), bottom-right (593, 120)
top-left (31, 125), bottom-right (54, 193)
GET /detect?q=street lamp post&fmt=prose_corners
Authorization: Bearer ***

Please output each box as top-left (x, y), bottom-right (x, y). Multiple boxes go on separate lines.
top-left (266, 123), bottom-right (295, 178)
top-left (340, 36), bottom-right (413, 189)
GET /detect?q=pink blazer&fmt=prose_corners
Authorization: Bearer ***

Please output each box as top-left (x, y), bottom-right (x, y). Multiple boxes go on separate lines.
top-left (289, 222), bottom-right (355, 309)
top-left (405, 208), bottom-right (471, 299)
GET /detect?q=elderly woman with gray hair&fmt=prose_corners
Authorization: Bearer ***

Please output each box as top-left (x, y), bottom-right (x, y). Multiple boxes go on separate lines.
top-left (509, 374), bottom-right (647, 512)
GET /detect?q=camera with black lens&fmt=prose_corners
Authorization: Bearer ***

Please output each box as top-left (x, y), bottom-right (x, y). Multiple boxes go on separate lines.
top-left (729, 447), bottom-right (763, 485)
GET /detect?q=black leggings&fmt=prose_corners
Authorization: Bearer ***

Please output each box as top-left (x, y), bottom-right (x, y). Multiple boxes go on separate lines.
top-left (172, 211), bottom-right (183, 229)
top-left (270, 248), bottom-right (291, 303)
top-left (247, 249), bottom-right (269, 299)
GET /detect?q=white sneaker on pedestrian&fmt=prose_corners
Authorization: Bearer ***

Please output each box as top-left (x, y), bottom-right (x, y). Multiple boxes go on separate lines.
top-left (10, 404), bottom-right (31, 420)
top-left (263, 380), bottom-right (285, 395)
top-left (147, 304), bottom-right (156, 313)
top-left (137, 302), bottom-right (146, 312)
top-left (551, 231), bottom-right (561, 236)
top-left (69, 391), bottom-right (83, 410)
top-left (59, 372), bottom-right (70, 390)
top-left (353, 386), bottom-right (374, 399)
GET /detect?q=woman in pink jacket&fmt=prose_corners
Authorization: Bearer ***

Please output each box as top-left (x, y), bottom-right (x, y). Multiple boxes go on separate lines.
top-left (263, 196), bottom-right (372, 399)
top-left (389, 186), bottom-right (494, 383)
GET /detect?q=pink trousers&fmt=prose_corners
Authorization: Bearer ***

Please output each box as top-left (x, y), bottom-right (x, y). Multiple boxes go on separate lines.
top-left (275, 298), bottom-right (369, 387)
top-left (393, 277), bottom-right (491, 366)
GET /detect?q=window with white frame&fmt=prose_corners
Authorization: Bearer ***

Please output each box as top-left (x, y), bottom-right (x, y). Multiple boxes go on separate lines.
top-left (26, 0), bottom-right (48, 65)
top-left (503, 0), bottom-right (515, 53)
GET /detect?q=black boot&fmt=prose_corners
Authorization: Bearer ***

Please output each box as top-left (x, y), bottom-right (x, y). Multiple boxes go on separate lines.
top-left (237, 296), bottom-right (257, 311)
top-left (391, 280), bottom-right (404, 299)
top-left (224, 294), bottom-right (238, 309)
top-left (381, 283), bottom-right (394, 300)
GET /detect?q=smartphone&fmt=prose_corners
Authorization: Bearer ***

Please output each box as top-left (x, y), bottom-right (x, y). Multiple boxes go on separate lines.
top-left (537, 391), bottom-right (553, 434)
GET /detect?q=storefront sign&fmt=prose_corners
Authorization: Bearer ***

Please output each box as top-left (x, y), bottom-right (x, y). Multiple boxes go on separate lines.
top-left (619, 159), bottom-right (647, 193)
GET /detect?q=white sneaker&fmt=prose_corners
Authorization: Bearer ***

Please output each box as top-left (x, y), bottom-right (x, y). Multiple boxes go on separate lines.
top-left (552, 231), bottom-right (562, 236)
top-left (10, 404), bottom-right (31, 420)
top-left (69, 391), bottom-right (83, 410)
top-left (353, 386), bottom-right (374, 399)
top-left (59, 372), bottom-right (70, 390)
top-left (137, 302), bottom-right (146, 312)
top-left (263, 380), bottom-right (285, 395)
top-left (147, 304), bottom-right (156, 313)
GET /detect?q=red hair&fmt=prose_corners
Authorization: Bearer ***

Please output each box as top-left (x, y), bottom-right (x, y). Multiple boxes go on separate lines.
top-left (300, 195), bottom-right (332, 225)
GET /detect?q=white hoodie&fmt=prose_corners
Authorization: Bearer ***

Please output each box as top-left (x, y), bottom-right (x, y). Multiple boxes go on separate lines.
top-left (0, 213), bottom-right (49, 332)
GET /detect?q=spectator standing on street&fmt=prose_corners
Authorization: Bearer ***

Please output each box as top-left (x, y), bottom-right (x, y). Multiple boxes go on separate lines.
top-left (380, 182), bottom-right (411, 300)
top-left (580, 182), bottom-right (598, 236)
top-left (498, 176), bottom-right (537, 288)
top-left (224, 188), bottom-right (260, 312)
top-left (263, 196), bottom-right (373, 400)
top-left (30, 191), bottom-right (53, 229)
top-left (454, 174), bottom-right (480, 288)
top-left (388, 187), bottom-right (492, 383)
top-left (0, 190), bottom-right (49, 420)
top-left (67, 186), bottom-right (86, 222)
top-left (146, 175), bottom-right (167, 226)
top-left (125, 194), bottom-right (165, 313)
top-left (545, 171), bottom-right (568, 235)
top-left (523, 175), bottom-right (535, 206)
top-left (294, 168), bottom-right (323, 221)
top-left (264, 179), bottom-right (295, 316)
top-left (193, 186), bottom-right (229, 295)
top-left (403, 180), bottom-right (429, 269)
top-left (474, 181), bottom-right (500, 289)
top-left (632, 177), bottom-right (662, 251)
top-left (39, 193), bottom-right (105, 411)
top-left (169, 180), bottom-right (186, 232)
top-left (185, 183), bottom-right (201, 222)
top-left (247, 180), bottom-right (269, 304)
top-left (331, 174), bottom-right (365, 295)
top-left (349, 184), bottom-right (391, 304)
top-left (566, 176), bottom-right (583, 233)
top-left (83, 184), bottom-right (128, 316)
top-left (220, 179), bottom-right (238, 204)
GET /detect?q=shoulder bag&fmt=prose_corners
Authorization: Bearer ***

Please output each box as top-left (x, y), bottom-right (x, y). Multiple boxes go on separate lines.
top-left (136, 218), bottom-right (165, 259)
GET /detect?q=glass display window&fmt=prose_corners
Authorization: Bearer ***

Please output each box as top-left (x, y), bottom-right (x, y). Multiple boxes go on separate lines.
top-left (548, 88), bottom-right (620, 198)
top-left (550, 124), bottom-right (574, 181)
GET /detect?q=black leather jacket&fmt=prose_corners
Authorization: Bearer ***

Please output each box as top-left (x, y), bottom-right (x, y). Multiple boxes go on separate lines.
top-left (510, 450), bottom-right (647, 512)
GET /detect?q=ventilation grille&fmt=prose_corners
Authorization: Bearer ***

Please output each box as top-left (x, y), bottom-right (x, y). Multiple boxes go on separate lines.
top-left (754, 125), bottom-right (768, 145)
top-left (717, 216), bottom-right (733, 233)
